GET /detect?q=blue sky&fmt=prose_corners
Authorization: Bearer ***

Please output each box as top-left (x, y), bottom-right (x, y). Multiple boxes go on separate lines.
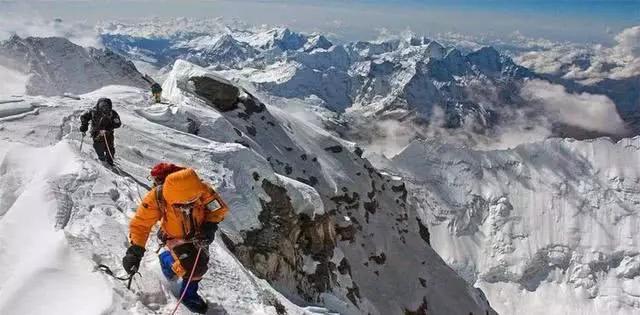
top-left (1, 0), bottom-right (639, 43)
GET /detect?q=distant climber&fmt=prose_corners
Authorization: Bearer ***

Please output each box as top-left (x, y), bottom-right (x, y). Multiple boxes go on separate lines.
top-left (151, 82), bottom-right (163, 103)
top-left (122, 164), bottom-right (229, 314)
top-left (79, 98), bottom-right (121, 166)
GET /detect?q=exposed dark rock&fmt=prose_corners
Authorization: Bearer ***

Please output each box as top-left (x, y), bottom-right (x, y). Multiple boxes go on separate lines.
top-left (404, 297), bottom-right (428, 315)
top-left (338, 258), bottom-right (352, 275)
top-left (392, 183), bottom-right (408, 202)
top-left (416, 217), bottom-right (431, 246)
top-left (186, 118), bottom-right (199, 135)
top-left (246, 125), bottom-right (257, 136)
top-left (363, 200), bottom-right (377, 214)
top-left (324, 146), bottom-right (343, 153)
top-left (336, 223), bottom-right (357, 243)
top-left (228, 180), bottom-right (337, 303)
top-left (331, 192), bottom-right (360, 206)
top-left (418, 277), bottom-right (427, 288)
top-left (296, 176), bottom-right (319, 186)
top-left (241, 94), bottom-right (267, 117)
top-left (368, 252), bottom-right (386, 265)
top-left (252, 172), bottom-right (261, 181)
top-left (189, 75), bottom-right (240, 111)
top-left (346, 283), bottom-right (361, 306)
top-left (234, 140), bottom-right (251, 148)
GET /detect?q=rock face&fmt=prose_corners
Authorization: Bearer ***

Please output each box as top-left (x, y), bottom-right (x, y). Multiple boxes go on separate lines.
top-left (189, 75), bottom-right (240, 111)
top-left (163, 60), bottom-right (497, 315)
top-left (225, 179), bottom-right (337, 302)
top-left (0, 36), bottom-right (149, 96)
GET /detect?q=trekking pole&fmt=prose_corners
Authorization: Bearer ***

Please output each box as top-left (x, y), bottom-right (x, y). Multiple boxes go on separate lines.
top-left (170, 246), bottom-right (203, 315)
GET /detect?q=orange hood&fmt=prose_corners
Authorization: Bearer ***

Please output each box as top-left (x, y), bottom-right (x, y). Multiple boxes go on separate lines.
top-left (162, 168), bottom-right (207, 204)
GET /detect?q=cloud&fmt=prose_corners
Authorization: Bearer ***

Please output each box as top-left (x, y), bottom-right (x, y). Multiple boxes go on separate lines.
top-left (0, 64), bottom-right (29, 97)
top-left (516, 25), bottom-right (640, 84)
top-left (0, 15), bottom-right (101, 47)
top-left (520, 79), bottom-right (629, 135)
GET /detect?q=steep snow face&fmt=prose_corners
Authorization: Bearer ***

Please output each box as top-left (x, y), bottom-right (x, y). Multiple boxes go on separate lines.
top-left (0, 87), bottom-right (339, 315)
top-left (0, 142), bottom-right (113, 315)
top-left (390, 137), bottom-right (640, 315)
top-left (160, 60), bottom-right (496, 315)
top-left (0, 36), bottom-right (149, 96)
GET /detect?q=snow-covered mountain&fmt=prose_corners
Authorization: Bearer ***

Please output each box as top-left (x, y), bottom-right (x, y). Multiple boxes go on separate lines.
top-left (100, 20), bottom-right (637, 150)
top-left (101, 21), bottom-right (534, 123)
top-left (0, 35), bottom-right (150, 96)
top-left (0, 52), bottom-right (495, 314)
top-left (2, 19), bottom-right (639, 315)
top-left (387, 137), bottom-right (640, 315)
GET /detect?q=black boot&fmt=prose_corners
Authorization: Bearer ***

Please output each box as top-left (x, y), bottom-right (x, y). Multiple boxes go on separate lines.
top-left (180, 280), bottom-right (208, 314)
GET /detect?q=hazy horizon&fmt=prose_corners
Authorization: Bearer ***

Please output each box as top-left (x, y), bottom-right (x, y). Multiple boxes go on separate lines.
top-left (1, 0), bottom-right (638, 44)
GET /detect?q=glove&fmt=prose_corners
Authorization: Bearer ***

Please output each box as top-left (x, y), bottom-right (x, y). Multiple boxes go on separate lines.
top-left (79, 125), bottom-right (88, 133)
top-left (99, 130), bottom-right (106, 136)
top-left (199, 222), bottom-right (218, 245)
top-left (122, 245), bottom-right (145, 274)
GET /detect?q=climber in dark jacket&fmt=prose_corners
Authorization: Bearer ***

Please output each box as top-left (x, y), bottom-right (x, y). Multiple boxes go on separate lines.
top-left (151, 83), bottom-right (162, 103)
top-left (79, 98), bottom-right (121, 166)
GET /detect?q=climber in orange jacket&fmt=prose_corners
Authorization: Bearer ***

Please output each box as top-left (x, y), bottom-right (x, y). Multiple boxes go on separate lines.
top-left (122, 163), bottom-right (228, 314)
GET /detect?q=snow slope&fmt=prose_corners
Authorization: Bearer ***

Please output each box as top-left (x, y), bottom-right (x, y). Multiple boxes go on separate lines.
top-left (0, 142), bottom-right (112, 315)
top-left (0, 89), bottom-right (337, 315)
top-left (390, 137), bottom-right (640, 315)
top-left (160, 60), bottom-right (495, 315)
top-left (0, 65), bottom-right (495, 314)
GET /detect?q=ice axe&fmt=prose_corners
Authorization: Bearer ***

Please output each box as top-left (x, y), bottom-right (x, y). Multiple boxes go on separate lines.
top-left (97, 264), bottom-right (140, 290)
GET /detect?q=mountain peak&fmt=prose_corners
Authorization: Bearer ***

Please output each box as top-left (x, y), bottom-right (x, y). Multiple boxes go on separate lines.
top-left (303, 34), bottom-right (333, 52)
top-left (466, 46), bottom-right (502, 73)
top-left (0, 36), bottom-right (148, 96)
top-left (425, 40), bottom-right (446, 59)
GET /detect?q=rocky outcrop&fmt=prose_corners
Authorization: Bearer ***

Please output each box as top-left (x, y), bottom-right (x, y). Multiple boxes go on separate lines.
top-left (189, 75), bottom-right (240, 111)
top-left (164, 62), bottom-right (497, 315)
top-left (224, 179), bottom-right (338, 301)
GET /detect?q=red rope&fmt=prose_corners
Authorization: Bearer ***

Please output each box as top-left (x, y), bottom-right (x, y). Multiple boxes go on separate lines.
top-left (170, 246), bottom-right (203, 315)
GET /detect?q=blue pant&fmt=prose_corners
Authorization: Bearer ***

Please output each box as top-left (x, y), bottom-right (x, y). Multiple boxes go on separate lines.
top-left (159, 251), bottom-right (200, 300)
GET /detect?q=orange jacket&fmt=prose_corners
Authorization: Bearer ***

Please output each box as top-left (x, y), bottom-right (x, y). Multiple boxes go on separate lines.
top-left (129, 168), bottom-right (228, 248)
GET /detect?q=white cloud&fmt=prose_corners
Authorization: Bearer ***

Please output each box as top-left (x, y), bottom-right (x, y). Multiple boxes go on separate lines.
top-left (0, 16), bottom-right (102, 47)
top-left (0, 64), bottom-right (29, 97)
top-left (520, 79), bottom-right (629, 135)
top-left (516, 25), bottom-right (640, 83)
